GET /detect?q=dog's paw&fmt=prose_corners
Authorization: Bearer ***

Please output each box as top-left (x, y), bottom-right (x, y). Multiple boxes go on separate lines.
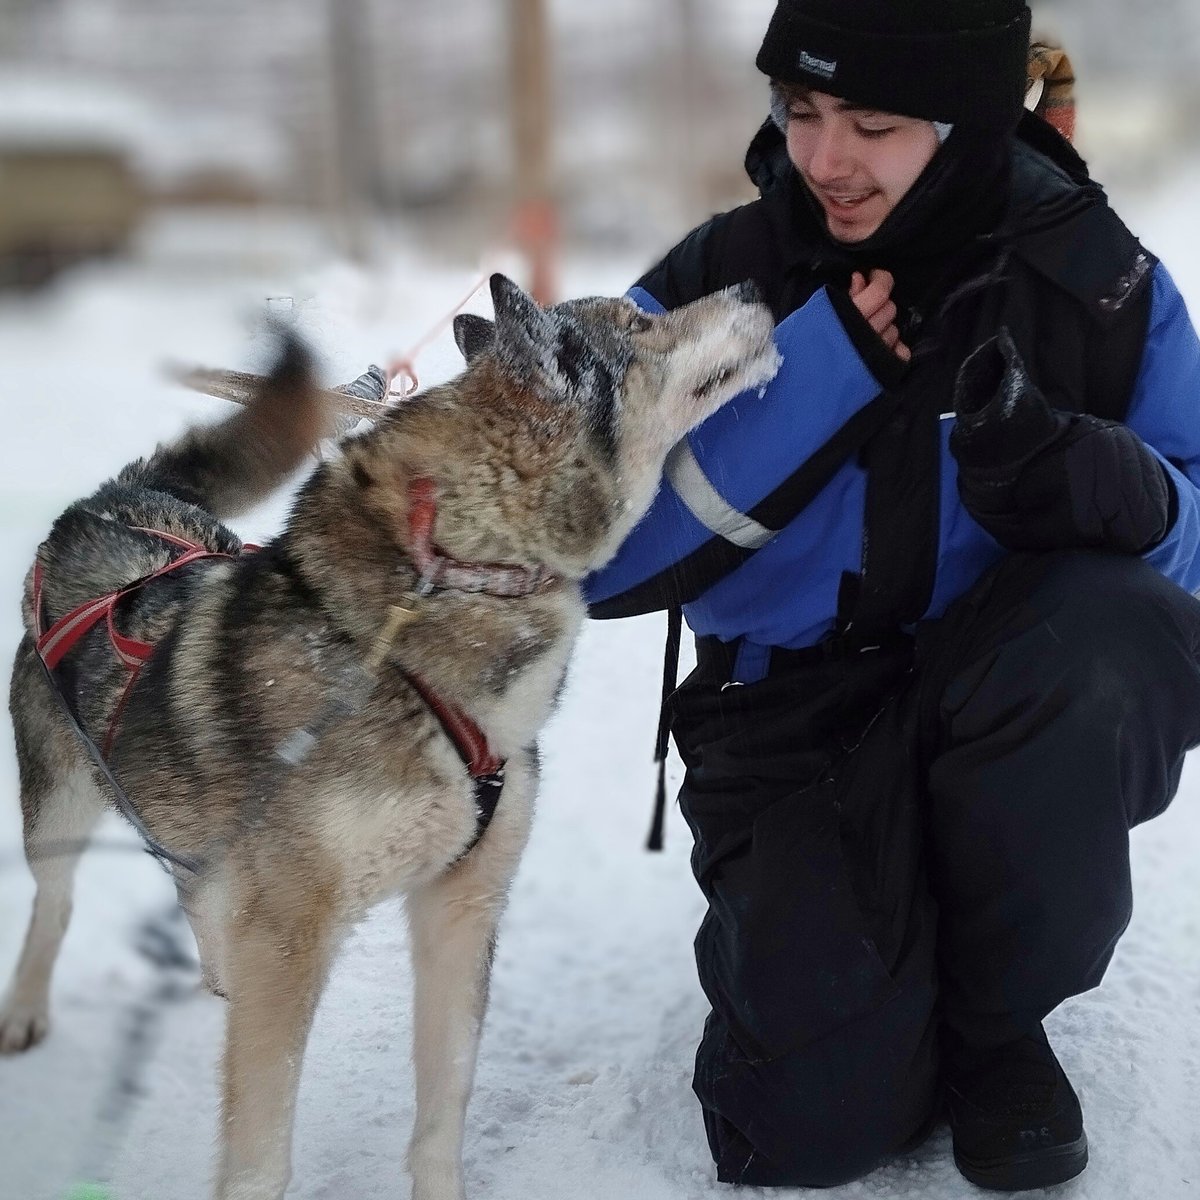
top-left (409, 1151), bottom-right (467, 1200)
top-left (0, 999), bottom-right (50, 1054)
top-left (411, 1182), bottom-right (467, 1200)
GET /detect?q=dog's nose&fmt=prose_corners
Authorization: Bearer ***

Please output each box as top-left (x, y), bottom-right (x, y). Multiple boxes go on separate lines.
top-left (732, 280), bottom-right (763, 305)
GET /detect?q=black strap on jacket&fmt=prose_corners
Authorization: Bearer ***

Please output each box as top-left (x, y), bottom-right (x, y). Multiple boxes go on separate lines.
top-left (647, 605), bottom-right (683, 852)
top-left (629, 393), bottom-right (905, 851)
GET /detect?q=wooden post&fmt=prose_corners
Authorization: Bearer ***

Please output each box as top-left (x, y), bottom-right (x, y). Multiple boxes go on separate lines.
top-left (508, 0), bottom-right (557, 304)
top-left (326, 0), bottom-right (379, 263)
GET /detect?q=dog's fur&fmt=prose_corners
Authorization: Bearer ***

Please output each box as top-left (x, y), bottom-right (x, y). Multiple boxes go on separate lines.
top-left (0, 274), bottom-right (778, 1200)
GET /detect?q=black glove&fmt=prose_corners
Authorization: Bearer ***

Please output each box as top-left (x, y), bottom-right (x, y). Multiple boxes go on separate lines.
top-left (949, 330), bottom-right (1175, 554)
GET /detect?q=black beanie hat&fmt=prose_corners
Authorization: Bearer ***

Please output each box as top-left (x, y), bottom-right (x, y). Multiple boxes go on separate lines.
top-left (756, 0), bottom-right (1033, 131)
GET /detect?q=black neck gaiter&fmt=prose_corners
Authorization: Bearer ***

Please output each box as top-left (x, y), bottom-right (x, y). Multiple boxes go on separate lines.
top-left (787, 128), bottom-right (1015, 327)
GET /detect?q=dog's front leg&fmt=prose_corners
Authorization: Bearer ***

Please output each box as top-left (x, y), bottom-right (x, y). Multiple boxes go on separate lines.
top-left (213, 883), bottom-right (337, 1200)
top-left (405, 857), bottom-right (511, 1200)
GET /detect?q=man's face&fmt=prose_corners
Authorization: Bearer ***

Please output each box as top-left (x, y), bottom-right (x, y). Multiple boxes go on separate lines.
top-left (784, 89), bottom-right (941, 243)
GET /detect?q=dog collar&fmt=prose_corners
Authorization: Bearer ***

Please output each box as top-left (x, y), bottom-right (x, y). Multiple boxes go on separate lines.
top-left (405, 477), bottom-right (557, 598)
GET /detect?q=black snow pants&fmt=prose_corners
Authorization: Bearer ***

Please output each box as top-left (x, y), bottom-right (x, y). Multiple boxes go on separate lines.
top-left (671, 551), bottom-right (1200, 1187)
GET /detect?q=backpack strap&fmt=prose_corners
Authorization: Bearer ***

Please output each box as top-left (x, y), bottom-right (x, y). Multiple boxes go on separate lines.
top-left (646, 605), bottom-right (683, 852)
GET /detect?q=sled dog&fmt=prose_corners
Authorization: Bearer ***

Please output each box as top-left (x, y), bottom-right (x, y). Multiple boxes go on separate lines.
top-left (0, 274), bottom-right (779, 1200)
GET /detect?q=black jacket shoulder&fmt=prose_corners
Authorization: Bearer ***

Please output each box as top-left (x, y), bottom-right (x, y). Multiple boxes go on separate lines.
top-left (634, 201), bottom-right (772, 311)
top-left (991, 120), bottom-right (1157, 420)
top-left (1001, 119), bottom-right (1157, 329)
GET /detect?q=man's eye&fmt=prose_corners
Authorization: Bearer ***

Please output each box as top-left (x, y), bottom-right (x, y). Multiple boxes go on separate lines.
top-left (858, 125), bottom-right (897, 139)
top-left (788, 109), bottom-right (816, 123)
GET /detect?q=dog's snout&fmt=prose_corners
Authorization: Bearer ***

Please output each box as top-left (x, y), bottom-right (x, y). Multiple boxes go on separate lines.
top-left (732, 280), bottom-right (762, 306)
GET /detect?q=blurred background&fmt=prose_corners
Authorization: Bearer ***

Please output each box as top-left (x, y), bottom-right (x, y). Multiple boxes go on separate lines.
top-left (0, 0), bottom-right (1197, 294)
top-left (2, 8), bottom-right (1200, 1197)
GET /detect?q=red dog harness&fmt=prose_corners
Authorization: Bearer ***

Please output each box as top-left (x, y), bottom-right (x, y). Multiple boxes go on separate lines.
top-left (32, 528), bottom-right (243, 757)
top-left (398, 475), bottom-right (558, 781)
top-left (406, 477), bottom-right (556, 600)
top-left (34, 527), bottom-right (232, 672)
top-left (32, 478), bottom-right (551, 860)
top-left (32, 503), bottom-right (512, 784)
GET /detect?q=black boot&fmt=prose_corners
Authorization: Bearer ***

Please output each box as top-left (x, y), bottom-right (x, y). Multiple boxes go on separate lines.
top-left (944, 1026), bottom-right (1088, 1191)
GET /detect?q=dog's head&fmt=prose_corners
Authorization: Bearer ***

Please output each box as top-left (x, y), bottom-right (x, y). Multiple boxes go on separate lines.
top-left (339, 274), bottom-right (779, 581)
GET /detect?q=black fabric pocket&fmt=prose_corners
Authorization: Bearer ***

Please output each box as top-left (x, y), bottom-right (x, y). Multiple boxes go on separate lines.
top-left (693, 778), bottom-right (901, 1064)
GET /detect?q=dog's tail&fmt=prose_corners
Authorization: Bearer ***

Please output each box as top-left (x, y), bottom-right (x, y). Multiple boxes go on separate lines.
top-left (120, 332), bottom-right (333, 521)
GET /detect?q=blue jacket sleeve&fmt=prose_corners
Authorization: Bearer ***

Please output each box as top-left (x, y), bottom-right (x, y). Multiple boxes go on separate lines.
top-left (1128, 264), bottom-right (1200, 591)
top-left (585, 284), bottom-right (887, 614)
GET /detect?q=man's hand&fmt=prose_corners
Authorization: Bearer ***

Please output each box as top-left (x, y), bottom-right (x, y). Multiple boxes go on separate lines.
top-left (950, 330), bottom-right (1174, 554)
top-left (850, 270), bottom-right (911, 363)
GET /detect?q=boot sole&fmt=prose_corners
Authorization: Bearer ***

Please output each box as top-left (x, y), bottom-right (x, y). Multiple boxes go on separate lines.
top-left (954, 1134), bottom-right (1088, 1192)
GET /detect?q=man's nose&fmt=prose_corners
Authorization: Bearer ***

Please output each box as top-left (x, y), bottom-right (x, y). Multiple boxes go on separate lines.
top-left (807, 124), bottom-right (853, 182)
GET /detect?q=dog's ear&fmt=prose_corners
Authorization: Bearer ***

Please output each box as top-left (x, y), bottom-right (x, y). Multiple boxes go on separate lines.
top-left (453, 313), bottom-right (495, 365)
top-left (489, 273), bottom-right (562, 390)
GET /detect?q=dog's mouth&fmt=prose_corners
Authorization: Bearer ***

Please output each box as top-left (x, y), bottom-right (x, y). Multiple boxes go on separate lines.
top-left (692, 364), bottom-right (740, 400)
top-left (693, 338), bottom-right (779, 402)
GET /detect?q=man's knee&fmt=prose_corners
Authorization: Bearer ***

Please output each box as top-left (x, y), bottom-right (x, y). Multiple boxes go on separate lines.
top-left (988, 550), bottom-right (1200, 673)
top-left (937, 550), bottom-right (1200, 752)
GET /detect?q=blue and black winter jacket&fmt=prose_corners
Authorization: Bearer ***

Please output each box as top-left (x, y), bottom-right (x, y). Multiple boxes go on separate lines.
top-left (586, 116), bottom-right (1200, 684)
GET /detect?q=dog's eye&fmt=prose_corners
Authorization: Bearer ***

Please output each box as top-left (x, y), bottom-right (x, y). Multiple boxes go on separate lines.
top-left (629, 313), bottom-right (653, 333)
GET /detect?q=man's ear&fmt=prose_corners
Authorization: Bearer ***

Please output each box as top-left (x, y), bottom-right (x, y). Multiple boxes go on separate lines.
top-left (453, 313), bottom-right (495, 365)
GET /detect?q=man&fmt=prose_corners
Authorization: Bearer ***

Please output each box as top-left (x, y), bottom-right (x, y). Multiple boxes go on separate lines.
top-left (586, 0), bottom-right (1200, 1190)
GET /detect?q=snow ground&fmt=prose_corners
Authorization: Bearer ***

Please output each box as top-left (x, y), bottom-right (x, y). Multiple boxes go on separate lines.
top-left (0, 187), bottom-right (1199, 1200)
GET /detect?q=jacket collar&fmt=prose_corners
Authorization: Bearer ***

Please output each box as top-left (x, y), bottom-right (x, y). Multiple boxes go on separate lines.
top-left (743, 112), bottom-right (1104, 316)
